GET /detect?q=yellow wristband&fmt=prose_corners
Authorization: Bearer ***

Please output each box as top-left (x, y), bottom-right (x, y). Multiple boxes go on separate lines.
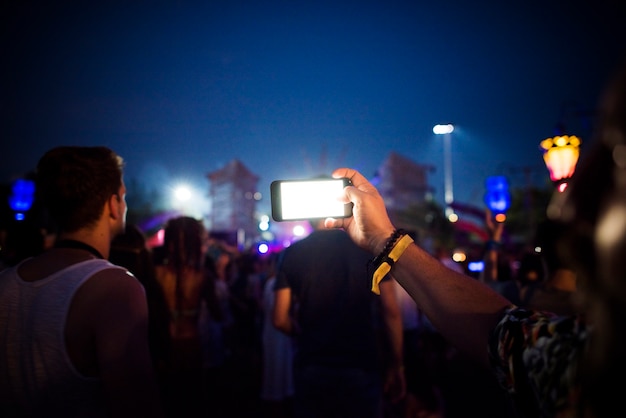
top-left (371, 234), bottom-right (414, 294)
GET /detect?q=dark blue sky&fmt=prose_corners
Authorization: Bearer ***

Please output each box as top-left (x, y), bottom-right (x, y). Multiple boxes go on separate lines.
top-left (3, 1), bottom-right (625, 217)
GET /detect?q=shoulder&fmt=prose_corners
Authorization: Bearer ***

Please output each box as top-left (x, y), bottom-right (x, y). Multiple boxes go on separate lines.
top-left (488, 306), bottom-right (587, 415)
top-left (66, 262), bottom-right (148, 342)
top-left (78, 262), bottom-right (145, 305)
top-left (489, 308), bottom-right (587, 378)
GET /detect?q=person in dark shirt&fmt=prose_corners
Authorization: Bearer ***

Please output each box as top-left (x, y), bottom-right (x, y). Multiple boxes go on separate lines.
top-left (273, 217), bottom-right (405, 418)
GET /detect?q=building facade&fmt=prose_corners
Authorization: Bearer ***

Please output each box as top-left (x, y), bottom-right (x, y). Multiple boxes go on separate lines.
top-left (376, 151), bottom-right (435, 227)
top-left (207, 159), bottom-right (260, 248)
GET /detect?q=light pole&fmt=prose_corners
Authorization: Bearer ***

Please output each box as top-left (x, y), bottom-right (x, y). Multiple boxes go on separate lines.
top-left (433, 123), bottom-right (455, 219)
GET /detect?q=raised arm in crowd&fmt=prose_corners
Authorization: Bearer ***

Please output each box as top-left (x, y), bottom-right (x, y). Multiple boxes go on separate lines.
top-left (325, 168), bottom-right (512, 368)
top-left (324, 61), bottom-right (626, 418)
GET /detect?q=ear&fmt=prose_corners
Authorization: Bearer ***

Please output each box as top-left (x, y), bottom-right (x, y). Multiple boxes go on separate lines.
top-left (108, 194), bottom-right (122, 220)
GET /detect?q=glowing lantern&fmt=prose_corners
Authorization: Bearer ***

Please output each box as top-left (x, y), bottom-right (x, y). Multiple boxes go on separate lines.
top-left (539, 135), bottom-right (581, 192)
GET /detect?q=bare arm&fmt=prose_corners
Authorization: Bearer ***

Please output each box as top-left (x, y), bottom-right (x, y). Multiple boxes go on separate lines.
top-left (388, 244), bottom-right (510, 366)
top-left (379, 280), bottom-right (404, 367)
top-left (325, 167), bottom-right (512, 368)
top-left (273, 287), bottom-right (295, 336)
top-left (483, 209), bottom-right (504, 283)
top-left (378, 279), bottom-right (406, 402)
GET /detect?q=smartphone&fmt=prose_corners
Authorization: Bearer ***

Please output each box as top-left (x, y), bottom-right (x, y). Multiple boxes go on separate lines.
top-left (270, 177), bottom-right (353, 221)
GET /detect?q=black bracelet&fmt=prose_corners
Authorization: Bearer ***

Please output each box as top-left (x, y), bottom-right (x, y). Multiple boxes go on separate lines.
top-left (369, 229), bottom-right (408, 270)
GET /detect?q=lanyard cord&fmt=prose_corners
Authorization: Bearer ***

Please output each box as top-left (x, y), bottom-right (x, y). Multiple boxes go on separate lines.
top-left (54, 239), bottom-right (104, 259)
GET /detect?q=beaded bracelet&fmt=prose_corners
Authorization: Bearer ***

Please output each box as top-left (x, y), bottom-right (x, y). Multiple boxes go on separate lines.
top-left (369, 229), bottom-right (414, 295)
top-left (369, 229), bottom-right (408, 269)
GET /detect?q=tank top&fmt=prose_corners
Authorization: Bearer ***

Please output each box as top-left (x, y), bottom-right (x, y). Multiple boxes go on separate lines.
top-left (0, 258), bottom-right (126, 417)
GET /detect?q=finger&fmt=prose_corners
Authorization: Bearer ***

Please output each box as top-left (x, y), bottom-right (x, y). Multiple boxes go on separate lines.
top-left (324, 217), bottom-right (344, 229)
top-left (333, 168), bottom-right (379, 199)
top-left (331, 167), bottom-right (368, 188)
top-left (331, 167), bottom-right (353, 180)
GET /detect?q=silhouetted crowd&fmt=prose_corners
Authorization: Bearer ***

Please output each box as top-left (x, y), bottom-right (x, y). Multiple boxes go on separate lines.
top-left (0, 207), bottom-right (582, 418)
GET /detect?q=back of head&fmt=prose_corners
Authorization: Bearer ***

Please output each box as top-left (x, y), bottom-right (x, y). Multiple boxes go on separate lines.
top-left (163, 216), bottom-right (206, 271)
top-left (549, 61), bottom-right (626, 417)
top-left (35, 146), bottom-right (124, 234)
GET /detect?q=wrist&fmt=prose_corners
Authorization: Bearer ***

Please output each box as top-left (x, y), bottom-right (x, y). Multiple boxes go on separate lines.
top-left (369, 230), bottom-right (414, 294)
top-left (370, 228), bottom-right (396, 255)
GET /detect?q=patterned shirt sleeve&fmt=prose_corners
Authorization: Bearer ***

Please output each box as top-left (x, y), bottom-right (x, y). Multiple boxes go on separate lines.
top-left (488, 306), bottom-right (589, 418)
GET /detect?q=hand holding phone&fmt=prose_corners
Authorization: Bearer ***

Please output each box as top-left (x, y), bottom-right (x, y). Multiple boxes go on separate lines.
top-left (270, 177), bottom-right (353, 221)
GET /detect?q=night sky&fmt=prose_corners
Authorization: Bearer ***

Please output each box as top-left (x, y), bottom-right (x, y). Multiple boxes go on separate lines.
top-left (3, 0), bottom-right (626, 218)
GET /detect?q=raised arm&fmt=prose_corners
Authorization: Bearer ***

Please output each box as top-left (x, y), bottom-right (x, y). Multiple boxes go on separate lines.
top-left (325, 168), bottom-right (512, 367)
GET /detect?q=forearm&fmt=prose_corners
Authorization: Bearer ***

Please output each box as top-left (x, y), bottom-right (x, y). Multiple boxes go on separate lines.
top-left (384, 310), bottom-right (404, 369)
top-left (380, 283), bottom-right (404, 368)
top-left (483, 215), bottom-right (503, 282)
top-left (391, 243), bottom-right (511, 367)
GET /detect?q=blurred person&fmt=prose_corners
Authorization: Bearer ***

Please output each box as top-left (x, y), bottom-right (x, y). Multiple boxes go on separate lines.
top-left (481, 209), bottom-right (510, 283)
top-left (481, 210), bottom-right (523, 306)
top-left (323, 61), bottom-right (626, 418)
top-left (206, 237), bottom-right (239, 286)
top-left (109, 223), bottom-right (172, 389)
top-left (229, 251), bottom-right (264, 374)
top-left (522, 219), bottom-right (581, 316)
top-left (200, 239), bottom-right (239, 416)
top-left (273, 216), bottom-right (406, 418)
top-left (0, 146), bottom-right (163, 417)
top-left (197, 243), bottom-right (233, 418)
top-left (484, 214), bottom-right (578, 316)
top-left (393, 278), bottom-right (446, 418)
top-left (514, 249), bottom-right (545, 299)
top-left (200, 240), bottom-right (235, 369)
top-left (154, 215), bottom-right (208, 417)
top-left (260, 251), bottom-right (295, 418)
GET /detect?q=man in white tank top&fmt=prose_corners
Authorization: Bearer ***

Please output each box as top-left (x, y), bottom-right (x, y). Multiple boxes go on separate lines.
top-left (0, 146), bottom-right (164, 417)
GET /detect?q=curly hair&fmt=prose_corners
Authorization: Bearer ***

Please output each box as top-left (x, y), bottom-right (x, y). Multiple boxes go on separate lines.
top-left (163, 216), bottom-right (207, 316)
top-left (163, 216), bottom-right (206, 271)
